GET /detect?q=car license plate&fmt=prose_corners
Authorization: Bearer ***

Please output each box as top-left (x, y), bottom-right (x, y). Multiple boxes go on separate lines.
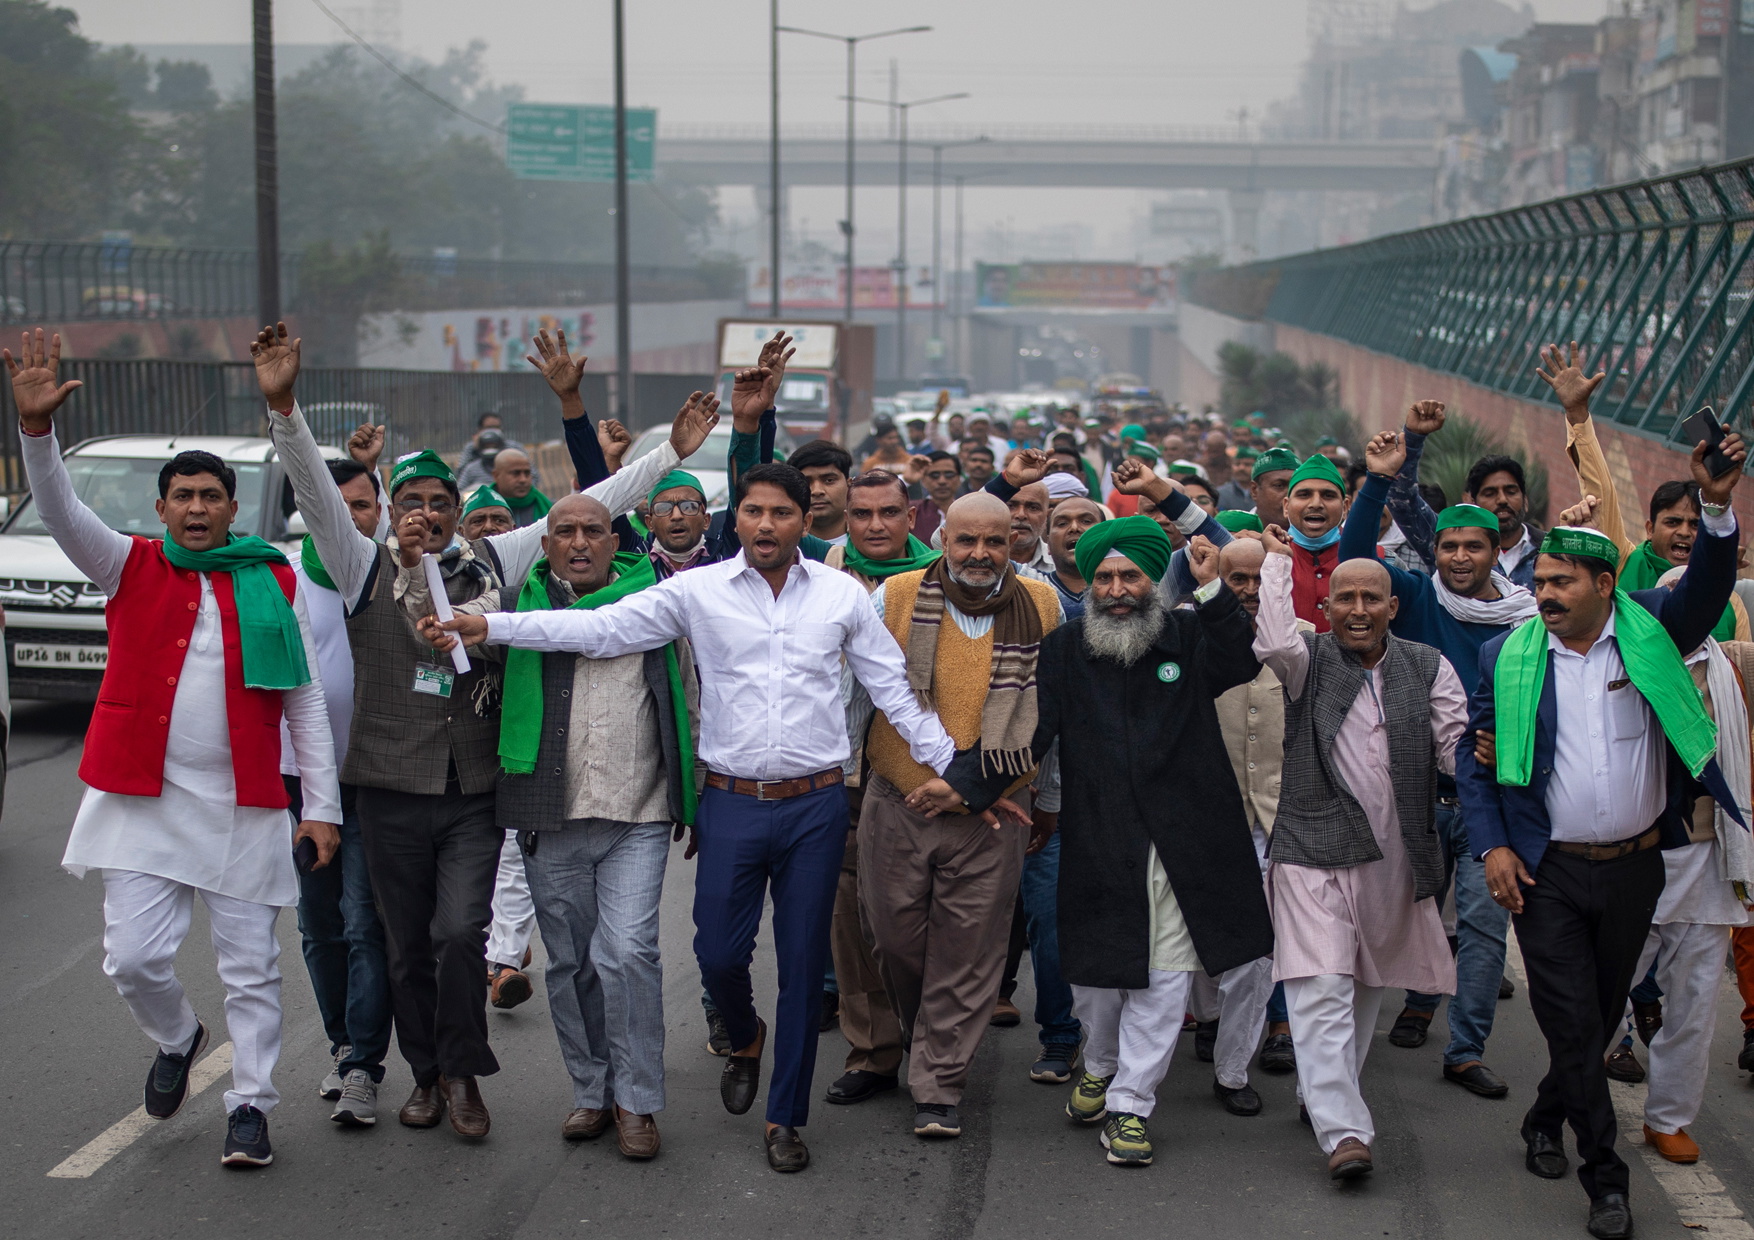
top-left (12, 642), bottom-right (107, 669)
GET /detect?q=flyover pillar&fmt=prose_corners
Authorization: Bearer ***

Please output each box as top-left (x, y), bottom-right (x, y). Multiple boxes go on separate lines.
top-left (1227, 189), bottom-right (1265, 263)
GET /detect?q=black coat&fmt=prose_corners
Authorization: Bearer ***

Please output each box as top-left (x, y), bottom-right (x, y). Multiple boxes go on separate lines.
top-left (946, 586), bottom-right (1273, 989)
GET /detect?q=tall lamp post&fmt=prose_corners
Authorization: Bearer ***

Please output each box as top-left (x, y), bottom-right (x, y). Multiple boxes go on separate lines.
top-left (926, 136), bottom-right (987, 377)
top-left (251, 0), bottom-right (280, 327)
top-left (768, 0), bottom-right (780, 319)
top-left (849, 91), bottom-right (969, 380)
top-left (614, 0), bottom-right (632, 418)
top-left (775, 25), bottom-right (931, 331)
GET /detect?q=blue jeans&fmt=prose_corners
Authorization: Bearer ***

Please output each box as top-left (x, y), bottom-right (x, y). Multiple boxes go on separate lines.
top-left (523, 819), bottom-right (671, 1115)
top-left (294, 782), bottom-right (392, 1082)
top-left (1403, 800), bottom-right (1510, 1065)
top-left (1020, 834), bottom-right (1081, 1046)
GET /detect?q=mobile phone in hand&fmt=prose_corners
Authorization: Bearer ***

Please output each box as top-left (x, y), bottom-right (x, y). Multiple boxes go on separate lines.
top-left (293, 835), bottom-right (319, 874)
top-left (1682, 406), bottom-right (1739, 478)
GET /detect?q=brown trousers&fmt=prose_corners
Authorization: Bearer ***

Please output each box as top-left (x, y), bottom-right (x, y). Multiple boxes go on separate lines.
top-left (831, 821), bottom-right (904, 1077)
top-left (858, 776), bottom-right (1026, 1105)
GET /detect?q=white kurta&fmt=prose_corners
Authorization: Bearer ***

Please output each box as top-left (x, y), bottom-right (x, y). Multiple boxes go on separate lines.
top-left (21, 431), bottom-right (339, 909)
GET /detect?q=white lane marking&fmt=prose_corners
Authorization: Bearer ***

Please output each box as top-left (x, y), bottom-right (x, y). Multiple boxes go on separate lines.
top-left (46, 1042), bottom-right (235, 1179)
top-left (1505, 928), bottom-right (1753, 1237)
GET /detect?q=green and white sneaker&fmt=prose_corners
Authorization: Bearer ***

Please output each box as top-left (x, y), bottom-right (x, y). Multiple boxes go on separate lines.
top-left (1066, 1072), bottom-right (1112, 1125)
top-left (1100, 1112), bottom-right (1153, 1166)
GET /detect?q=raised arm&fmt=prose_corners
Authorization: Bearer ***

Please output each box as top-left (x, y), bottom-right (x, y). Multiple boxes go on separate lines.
top-left (1341, 438), bottom-right (1428, 605)
top-left (1384, 401), bottom-right (1446, 564)
top-left (1252, 529), bottom-right (1311, 697)
top-left (529, 328), bottom-right (616, 491)
top-left (6, 330), bottom-right (132, 592)
top-left (1652, 434), bottom-right (1745, 654)
top-left (1538, 343), bottom-right (1633, 559)
top-left (1190, 582), bottom-right (1262, 696)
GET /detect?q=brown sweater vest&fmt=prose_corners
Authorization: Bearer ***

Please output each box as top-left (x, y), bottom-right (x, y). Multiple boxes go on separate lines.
top-left (864, 569), bottom-right (1060, 805)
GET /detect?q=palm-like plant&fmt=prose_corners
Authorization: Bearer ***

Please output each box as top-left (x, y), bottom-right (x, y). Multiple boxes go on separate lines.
top-left (1415, 414), bottom-right (1548, 522)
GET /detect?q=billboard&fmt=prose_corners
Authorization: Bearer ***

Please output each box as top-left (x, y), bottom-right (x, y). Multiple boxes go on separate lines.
top-left (746, 260), bottom-right (939, 311)
top-left (718, 320), bottom-right (839, 370)
top-left (974, 262), bottom-right (1176, 311)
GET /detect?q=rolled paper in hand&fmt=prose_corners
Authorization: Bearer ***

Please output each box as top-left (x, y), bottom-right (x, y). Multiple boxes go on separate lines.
top-left (421, 552), bottom-right (471, 674)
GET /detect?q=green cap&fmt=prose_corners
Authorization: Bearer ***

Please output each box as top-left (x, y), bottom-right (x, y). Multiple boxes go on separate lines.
top-left (1288, 453), bottom-right (1346, 492)
top-left (647, 469), bottom-right (706, 506)
top-left (1167, 458), bottom-right (1202, 478)
top-left (1235, 446), bottom-right (1259, 461)
top-left (1216, 510), bottom-right (1264, 534)
top-left (1074, 514), bottom-right (1173, 584)
top-left (389, 449), bottom-right (455, 494)
top-left (1435, 504), bottom-right (1500, 535)
top-left (462, 485), bottom-right (511, 517)
top-left (1126, 440), bottom-right (1161, 465)
top-left (1540, 526), bottom-right (1620, 567)
top-left (1251, 446), bottom-right (1299, 479)
top-left (1315, 434), bottom-right (1338, 448)
top-left (1120, 423), bottom-right (1148, 442)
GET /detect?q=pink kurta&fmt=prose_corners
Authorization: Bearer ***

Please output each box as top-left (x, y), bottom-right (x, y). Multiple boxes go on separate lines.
top-left (1254, 554), bottom-right (1463, 994)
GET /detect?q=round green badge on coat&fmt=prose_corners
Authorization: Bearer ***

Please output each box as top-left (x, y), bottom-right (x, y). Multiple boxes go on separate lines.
top-left (1156, 662), bottom-right (1181, 683)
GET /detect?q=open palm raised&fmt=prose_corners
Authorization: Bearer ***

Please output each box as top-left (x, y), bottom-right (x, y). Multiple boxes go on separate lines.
top-left (3, 329), bottom-right (84, 432)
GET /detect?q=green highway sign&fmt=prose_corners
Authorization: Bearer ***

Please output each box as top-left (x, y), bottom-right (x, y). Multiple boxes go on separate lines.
top-left (506, 103), bottom-right (656, 183)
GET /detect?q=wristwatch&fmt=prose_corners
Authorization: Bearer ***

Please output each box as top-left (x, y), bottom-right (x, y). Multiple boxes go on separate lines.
top-left (1702, 500), bottom-right (1730, 518)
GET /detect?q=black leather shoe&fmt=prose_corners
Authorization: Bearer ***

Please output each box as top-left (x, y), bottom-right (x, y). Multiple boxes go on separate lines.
top-left (1499, 974), bottom-right (1516, 1000)
top-left (1388, 1009), bottom-right (1432, 1048)
top-left (1586, 1192), bottom-right (1633, 1239)
top-left (1522, 1122), bottom-right (1568, 1179)
top-left (764, 1124), bottom-right (809, 1172)
top-left (1740, 1029), bottom-right (1754, 1073)
top-left (1193, 1020), bottom-right (1218, 1062)
top-left (721, 1018), bottom-right (765, 1115)
top-left (1632, 1000), bottom-right (1662, 1048)
top-left (824, 1070), bottom-right (898, 1105)
top-left (1213, 1078), bottom-right (1262, 1116)
top-left (818, 992), bottom-right (840, 1034)
top-left (1443, 1062), bottom-right (1510, 1098)
top-left (1605, 1043), bottom-right (1646, 1083)
top-left (1258, 1032), bottom-right (1295, 1074)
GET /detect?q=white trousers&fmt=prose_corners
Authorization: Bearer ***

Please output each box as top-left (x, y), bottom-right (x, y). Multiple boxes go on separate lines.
top-left (1189, 957), bottom-right (1276, 1089)
top-left (101, 870), bottom-right (283, 1114)
top-left (1073, 969), bottom-right (1193, 1119)
top-left (1635, 921), bottom-right (1734, 1135)
top-left (1284, 973), bottom-right (1384, 1153)
top-left (486, 830), bottom-right (536, 969)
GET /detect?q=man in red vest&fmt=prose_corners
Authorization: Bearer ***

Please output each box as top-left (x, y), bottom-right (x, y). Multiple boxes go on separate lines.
top-left (5, 330), bottom-right (341, 1171)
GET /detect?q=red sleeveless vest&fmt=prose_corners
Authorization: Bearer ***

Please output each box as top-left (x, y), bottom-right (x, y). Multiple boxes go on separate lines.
top-left (79, 537), bottom-right (296, 809)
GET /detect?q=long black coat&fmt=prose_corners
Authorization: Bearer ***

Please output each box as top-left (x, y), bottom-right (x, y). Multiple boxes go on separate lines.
top-left (947, 586), bottom-right (1273, 990)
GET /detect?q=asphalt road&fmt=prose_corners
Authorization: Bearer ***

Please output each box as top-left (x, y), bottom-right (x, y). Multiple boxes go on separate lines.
top-left (3, 699), bottom-right (1753, 1240)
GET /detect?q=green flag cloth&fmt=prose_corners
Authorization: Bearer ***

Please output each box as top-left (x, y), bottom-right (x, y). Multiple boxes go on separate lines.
top-left (504, 486), bottom-right (553, 519)
top-left (498, 553), bottom-right (697, 823)
top-left (161, 534), bottom-right (311, 690)
top-left (1493, 593), bottom-right (1717, 787)
top-left (299, 534), bottom-right (336, 592)
top-left (842, 534), bottom-right (941, 581)
top-left (1620, 538), bottom-right (1738, 642)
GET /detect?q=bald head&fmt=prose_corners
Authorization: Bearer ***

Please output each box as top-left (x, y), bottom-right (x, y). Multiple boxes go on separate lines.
top-left (1330, 557), bottom-right (1390, 593)
top-left (1219, 537), bottom-right (1266, 616)
top-left (944, 491), bottom-right (1011, 590)
top-left (492, 447), bottom-right (534, 499)
top-left (1327, 556), bottom-right (1397, 659)
top-left (543, 493), bottom-right (617, 593)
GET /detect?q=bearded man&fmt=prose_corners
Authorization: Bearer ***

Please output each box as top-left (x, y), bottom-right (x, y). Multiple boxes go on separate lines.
top-left (919, 516), bottom-right (1269, 1169)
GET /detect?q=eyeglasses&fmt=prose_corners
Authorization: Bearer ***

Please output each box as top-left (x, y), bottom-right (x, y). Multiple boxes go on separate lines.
top-left (394, 497), bottom-right (456, 516)
top-left (651, 499), bottom-right (705, 516)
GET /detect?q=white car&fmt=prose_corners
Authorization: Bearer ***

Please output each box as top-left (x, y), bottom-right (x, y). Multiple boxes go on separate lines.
top-left (0, 434), bottom-right (341, 702)
top-left (623, 423), bottom-right (798, 513)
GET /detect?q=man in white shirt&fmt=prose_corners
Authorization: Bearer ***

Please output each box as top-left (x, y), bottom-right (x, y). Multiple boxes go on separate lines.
top-left (437, 461), bottom-right (959, 1174)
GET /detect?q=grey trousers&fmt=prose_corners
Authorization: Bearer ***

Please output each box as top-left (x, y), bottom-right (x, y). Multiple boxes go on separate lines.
top-left (523, 818), bottom-right (671, 1115)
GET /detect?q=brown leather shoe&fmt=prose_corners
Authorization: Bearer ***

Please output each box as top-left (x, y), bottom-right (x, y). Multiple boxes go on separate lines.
top-left (398, 1082), bottom-right (446, 1128)
top-left (489, 966), bottom-right (533, 1010)
top-left (990, 997), bottom-right (1022, 1027)
top-left (562, 1107), bottom-right (614, 1141)
top-left (1328, 1137), bottom-right (1373, 1179)
top-left (615, 1106), bottom-right (660, 1159)
top-left (441, 1075), bottom-right (490, 1138)
top-left (1643, 1124), bottom-right (1700, 1164)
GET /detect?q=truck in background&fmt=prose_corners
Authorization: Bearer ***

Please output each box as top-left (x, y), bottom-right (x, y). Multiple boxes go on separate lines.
top-left (714, 318), bottom-right (875, 444)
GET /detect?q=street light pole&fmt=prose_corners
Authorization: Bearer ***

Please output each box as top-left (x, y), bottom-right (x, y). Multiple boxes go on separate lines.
top-left (927, 137), bottom-right (986, 377)
top-left (251, 0), bottom-right (280, 327)
top-left (613, 0), bottom-right (631, 419)
top-left (769, 0), bottom-right (780, 320)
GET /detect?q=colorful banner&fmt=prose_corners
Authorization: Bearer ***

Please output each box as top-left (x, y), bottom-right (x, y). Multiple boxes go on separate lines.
top-left (747, 260), bottom-right (939, 311)
top-left (974, 262), bottom-right (1177, 310)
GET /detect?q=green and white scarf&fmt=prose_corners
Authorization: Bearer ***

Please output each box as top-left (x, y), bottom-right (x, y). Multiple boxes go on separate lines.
top-left (162, 534), bottom-right (310, 690)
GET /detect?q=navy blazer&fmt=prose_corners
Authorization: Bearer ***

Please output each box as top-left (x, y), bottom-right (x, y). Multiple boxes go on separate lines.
top-left (1456, 518), bottom-right (1743, 870)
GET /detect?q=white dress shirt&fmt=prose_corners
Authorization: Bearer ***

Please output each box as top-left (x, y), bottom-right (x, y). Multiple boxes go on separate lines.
top-left (484, 549), bottom-right (955, 781)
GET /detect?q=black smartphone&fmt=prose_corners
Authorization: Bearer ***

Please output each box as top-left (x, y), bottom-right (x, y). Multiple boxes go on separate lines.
top-left (1682, 406), bottom-right (1739, 478)
top-left (293, 835), bottom-right (319, 874)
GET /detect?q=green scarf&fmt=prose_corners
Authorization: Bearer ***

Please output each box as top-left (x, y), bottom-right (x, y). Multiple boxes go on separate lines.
top-left (505, 487), bottom-right (553, 518)
top-left (1493, 593), bottom-right (1717, 787)
top-left (1622, 539), bottom-right (1737, 642)
top-left (299, 534), bottom-right (336, 592)
top-left (842, 534), bottom-right (941, 580)
top-left (498, 553), bottom-right (697, 824)
top-left (161, 534), bottom-right (311, 690)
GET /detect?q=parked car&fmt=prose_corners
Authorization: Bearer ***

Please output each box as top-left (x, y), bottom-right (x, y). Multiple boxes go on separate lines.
top-left (623, 423), bottom-right (797, 512)
top-left (0, 433), bottom-right (341, 702)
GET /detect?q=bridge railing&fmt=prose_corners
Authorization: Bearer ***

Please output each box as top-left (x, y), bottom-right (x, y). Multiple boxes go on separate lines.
top-left (1184, 155), bottom-right (1754, 443)
top-left (0, 241), bottom-right (742, 325)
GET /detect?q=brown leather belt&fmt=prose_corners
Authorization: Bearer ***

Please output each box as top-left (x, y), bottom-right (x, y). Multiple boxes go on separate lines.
top-left (706, 768), bottom-right (845, 801)
top-left (1549, 825), bottom-right (1661, 862)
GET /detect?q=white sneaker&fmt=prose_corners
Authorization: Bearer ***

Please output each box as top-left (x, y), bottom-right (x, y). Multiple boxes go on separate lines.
top-left (330, 1069), bottom-right (378, 1127)
top-left (320, 1045), bottom-right (352, 1100)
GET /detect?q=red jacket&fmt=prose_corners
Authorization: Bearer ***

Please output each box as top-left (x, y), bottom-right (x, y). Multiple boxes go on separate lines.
top-left (1290, 542), bottom-right (1338, 634)
top-left (81, 537), bottom-right (295, 808)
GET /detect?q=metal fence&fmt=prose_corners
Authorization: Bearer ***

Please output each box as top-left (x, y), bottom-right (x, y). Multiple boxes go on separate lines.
top-left (0, 241), bottom-right (743, 324)
top-left (1184, 155), bottom-right (1754, 444)
top-left (0, 360), bottom-right (712, 495)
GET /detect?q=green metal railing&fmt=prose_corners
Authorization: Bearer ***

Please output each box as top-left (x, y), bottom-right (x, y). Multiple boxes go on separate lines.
top-left (1184, 155), bottom-right (1754, 444)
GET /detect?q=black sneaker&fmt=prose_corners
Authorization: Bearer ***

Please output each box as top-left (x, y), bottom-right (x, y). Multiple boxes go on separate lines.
top-left (144, 1020), bottom-right (210, 1120)
top-left (1193, 1020), bottom-right (1219, 1063)
top-left (221, 1105), bottom-right (273, 1167)
top-left (706, 1010), bottom-right (731, 1057)
top-left (1258, 1032), bottom-right (1295, 1074)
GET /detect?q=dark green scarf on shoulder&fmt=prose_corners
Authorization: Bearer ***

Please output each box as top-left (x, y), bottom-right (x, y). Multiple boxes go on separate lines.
top-left (162, 534), bottom-right (310, 689)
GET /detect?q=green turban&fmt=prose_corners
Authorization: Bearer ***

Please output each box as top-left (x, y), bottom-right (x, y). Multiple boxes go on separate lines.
top-left (1216, 510), bottom-right (1264, 534)
top-left (1540, 525), bottom-right (1621, 567)
top-left (1435, 504), bottom-right (1500, 535)
top-left (1288, 453), bottom-right (1346, 492)
top-left (1126, 440), bottom-right (1161, 465)
top-left (1251, 446), bottom-right (1299, 479)
top-left (462, 486), bottom-right (511, 517)
top-left (1120, 423), bottom-right (1148, 442)
top-left (1074, 514), bottom-right (1173, 584)
top-left (389, 449), bottom-right (455, 494)
top-left (647, 469), bottom-right (706, 507)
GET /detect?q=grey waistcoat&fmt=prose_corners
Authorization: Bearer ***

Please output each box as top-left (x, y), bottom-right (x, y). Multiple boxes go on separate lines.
top-left (1271, 632), bottom-right (1445, 901)
top-left (341, 542), bottom-right (504, 796)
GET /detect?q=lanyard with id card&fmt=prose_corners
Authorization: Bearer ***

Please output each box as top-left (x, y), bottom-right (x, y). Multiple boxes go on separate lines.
top-left (414, 662), bottom-right (456, 698)
top-left (416, 551), bottom-right (472, 700)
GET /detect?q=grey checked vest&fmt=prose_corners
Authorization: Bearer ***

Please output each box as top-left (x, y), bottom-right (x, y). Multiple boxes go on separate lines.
top-left (1272, 632), bottom-right (1445, 901)
top-left (340, 542), bottom-right (504, 796)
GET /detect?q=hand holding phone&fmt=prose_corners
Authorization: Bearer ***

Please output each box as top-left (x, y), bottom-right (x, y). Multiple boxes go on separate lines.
top-left (293, 835), bottom-right (319, 874)
top-left (1683, 406), bottom-right (1739, 479)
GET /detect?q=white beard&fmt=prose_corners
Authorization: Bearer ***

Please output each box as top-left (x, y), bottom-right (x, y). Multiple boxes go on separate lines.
top-left (1081, 588), bottom-right (1167, 667)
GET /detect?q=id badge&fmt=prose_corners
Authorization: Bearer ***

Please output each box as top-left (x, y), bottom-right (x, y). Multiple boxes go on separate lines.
top-left (413, 662), bottom-right (456, 698)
